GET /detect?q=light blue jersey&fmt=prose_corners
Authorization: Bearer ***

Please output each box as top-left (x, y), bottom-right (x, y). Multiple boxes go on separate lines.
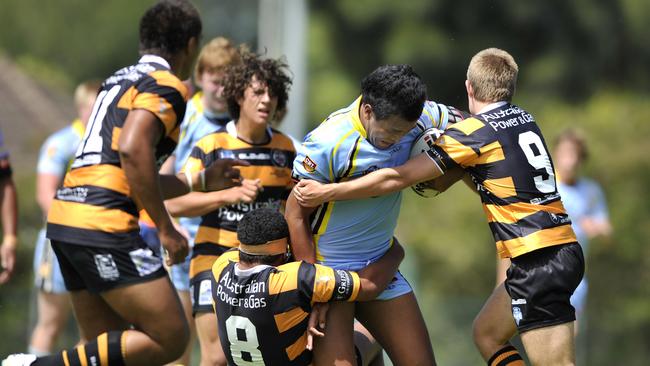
top-left (174, 92), bottom-right (231, 243)
top-left (559, 178), bottom-right (609, 312)
top-left (34, 120), bottom-right (85, 293)
top-left (36, 120), bottom-right (85, 177)
top-left (293, 97), bottom-right (453, 269)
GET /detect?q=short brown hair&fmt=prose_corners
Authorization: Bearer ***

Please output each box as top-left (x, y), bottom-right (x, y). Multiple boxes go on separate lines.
top-left (467, 48), bottom-right (518, 103)
top-left (194, 37), bottom-right (241, 81)
top-left (555, 128), bottom-right (589, 161)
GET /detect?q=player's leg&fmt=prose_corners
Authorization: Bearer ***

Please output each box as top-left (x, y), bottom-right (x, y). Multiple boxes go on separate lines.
top-left (312, 301), bottom-right (357, 366)
top-left (519, 323), bottom-right (575, 366)
top-left (353, 321), bottom-right (384, 366)
top-left (472, 283), bottom-right (523, 366)
top-left (29, 292), bottom-right (72, 354)
top-left (191, 267), bottom-right (226, 366)
top-left (355, 291), bottom-right (435, 366)
top-left (168, 288), bottom-right (195, 366)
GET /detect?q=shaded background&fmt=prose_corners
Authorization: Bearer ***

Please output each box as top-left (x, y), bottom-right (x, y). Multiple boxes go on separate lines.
top-left (1, 0), bottom-right (649, 365)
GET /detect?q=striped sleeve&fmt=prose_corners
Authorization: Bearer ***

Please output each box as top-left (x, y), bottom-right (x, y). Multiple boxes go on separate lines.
top-left (309, 264), bottom-right (360, 303)
top-left (133, 70), bottom-right (188, 135)
top-left (427, 117), bottom-right (489, 172)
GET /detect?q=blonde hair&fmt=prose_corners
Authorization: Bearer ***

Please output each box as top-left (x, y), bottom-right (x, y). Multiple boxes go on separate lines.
top-left (74, 80), bottom-right (102, 110)
top-left (194, 37), bottom-right (241, 81)
top-left (467, 48), bottom-right (518, 103)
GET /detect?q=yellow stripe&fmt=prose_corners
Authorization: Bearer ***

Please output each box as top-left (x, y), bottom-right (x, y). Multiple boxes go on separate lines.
top-left (76, 345), bottom-right (88, 366)
top-left (62, 350), bottom-right (71, 366)
top-left (311, 265), bottom-right (336, 302)
top-left (98, 333), bottom-right (109, 366)
top-left (190, 255), bottom-right (220, 278)
top-left (496, 225), bottom-right (577, 258)
top-left (482, 177), bottom-right (517, 199)
top-left (313, 202), bottom-right (335, 262)
top-left (211, 251), bottom-right (239, 279)
top-left (450, 117), bottom-right (484, 135)
top-left (349, 271), bottom-right (361, 301)
top-left (132, 92), bottom-right (177, 135)
top-left (349, 96), bottom-right (366, 138)
top-left (111, 127), bottom-right (122, 151)
top-left (490, 350), bottom-right (519, 366)
top-left (484, 200), bottom-right (568, 224)
top-left (269, 262), bottom-right (300, 295)
top-left (194, 227), bottom-right (239, 247)
top-left (239, 165), bottom-right (294, 187)
top-left (440, 134), bottom-right (478, 166)
top-left (48, 200), bottom-right (138, 233)
top-left (469, 140), bottom-right (505, 166)
top-left (64, 164), bottom-right (130, 196)
top-left (149, 70), bottom-right (189, 101)
top-left (274, 307), bottom-right (309, 333)
top-left (121, 331), bottom-right (128, 361)
top-left (329, 130), bottom-right (356, 182)
top-left (285, 332), bottom-right (308, 361)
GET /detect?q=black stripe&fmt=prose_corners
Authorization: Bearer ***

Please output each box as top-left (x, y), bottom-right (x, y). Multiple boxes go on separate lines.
top-left (427, 146), bottom-right (456, 172)
top-left (498, 353), bottom-right (524, 365)
top-left (488, 210), bottom-right (572, 242)
top-left (46, 223), bottom-right (141, 247)
top-left (191, 243), bottom-right (231, 257)
top-left (107, 331), bottom-right (126, 366)
top-left (332, 269), bottom-right (355, 301)
top-left (488, 345), bottom-right (517, 365)
top-left (85, 340), bottom-right (99, 366)
top-left (311, 201), bottom-right (330, 234)
top-left (299, 262), bottom-right (315, 300)
top-left (136, 74), bottom-right (186, 126)
top-left (55, 185), bottom-right (139, 217)
top-left (338, 136), bottom-right (361, 182)
top-left (67, 348), bottom-right (82, 366)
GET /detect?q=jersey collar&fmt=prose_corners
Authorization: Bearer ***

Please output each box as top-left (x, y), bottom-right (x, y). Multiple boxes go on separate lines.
top-left (234, 263), bottom-right (273, 277)
top-left (350, 96), bottom-right (367, 138)
top-left (138, 54), bottom-right (171, 69)
top-left (477, 101), bottom-right (508, 114)
top-left (226, 120), bottom-right (273, 142)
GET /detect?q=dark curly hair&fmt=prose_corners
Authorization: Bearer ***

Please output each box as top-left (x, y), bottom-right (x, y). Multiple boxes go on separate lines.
top-left (139, 0), bottom-right (202, 61)
top-left (222, 50), bottom-right (292, 120)
top-left (361, 64), bottom-right (427, 122)
top-left (237, 208), bottom-right (290, 264)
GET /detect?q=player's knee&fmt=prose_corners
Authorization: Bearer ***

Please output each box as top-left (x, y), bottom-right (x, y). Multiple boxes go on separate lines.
top-left (160, 320), bottom-right (190, 361)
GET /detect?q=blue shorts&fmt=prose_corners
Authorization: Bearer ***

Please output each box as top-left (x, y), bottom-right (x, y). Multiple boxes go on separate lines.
top-left (139, 223), bottom-right (191, 291)
top-left (321, 259), bottom-right (412, 301)
top-left (33, 228), bottom-right (67, 294)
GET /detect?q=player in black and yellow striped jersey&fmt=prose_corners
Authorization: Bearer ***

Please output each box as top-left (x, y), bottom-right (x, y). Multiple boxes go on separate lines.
top-left (212, 208), bottom-right (401, 366)
top-left (164, 49), bottom-right (294, 365)
top-left (293, 49), bottom-right (584, 366)
top-left (3, 3), bottom-right (241, 366)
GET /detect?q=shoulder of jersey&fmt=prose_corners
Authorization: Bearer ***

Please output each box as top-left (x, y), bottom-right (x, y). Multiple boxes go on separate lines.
top-left (307, 112), bottom-right (359, 145)
top-left (270, 128), bottom-right (298, 150)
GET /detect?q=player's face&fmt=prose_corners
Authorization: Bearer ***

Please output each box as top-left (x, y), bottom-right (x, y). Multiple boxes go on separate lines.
top-left (366, 110), bottom-right (417, 149)
top-left (554, 139), bottom-right (582, 178)
top-left (198, 70), bottom-right (227, 114)
top-left (238, 77), bottom-right (278, 127)
top-left (178, 37), bottom-right (200, 80)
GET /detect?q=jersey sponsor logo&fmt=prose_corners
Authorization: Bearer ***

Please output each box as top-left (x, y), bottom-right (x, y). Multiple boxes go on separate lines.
top-left (215, 271), bottom-right (268, 309)
top-left (128, 248), bottom-right (162, 277)
top-left (549, 212), bottom-right (571, 225)
top-left (94, 254), bottom-right (119, 281)
top-left (238, 152), bottom-right (271, 160)
top-left (482, 106), bottom-right (535, 131)
top-left (199, 278), bottom-right (213, 306)
top-left (512, 306), bottom-right (523, 325)
top-left (512, 298), bottom-right (527, 305)
top-left (303, 155), bottom-right (317, 173)
top-left (333, 269), bottom-right (353, 300)
top-left (56, 187), bottom-right (89, 203)
top-left (271, 149), bottom-right (288, 167)
top-left (219, 150), bottom-right (237, 159)
top-left (217, 199), bottom-right (283, 222)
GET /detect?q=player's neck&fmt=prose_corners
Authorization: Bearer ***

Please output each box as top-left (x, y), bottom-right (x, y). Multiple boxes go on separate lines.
top-left (235, 119), bottom-right (268, 144)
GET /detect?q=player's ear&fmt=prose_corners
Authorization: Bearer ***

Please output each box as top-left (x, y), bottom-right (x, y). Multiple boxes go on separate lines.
top-left (465, 80), bottom-right (473, 98)
top-left (361, 103), bottom-right (373, 122)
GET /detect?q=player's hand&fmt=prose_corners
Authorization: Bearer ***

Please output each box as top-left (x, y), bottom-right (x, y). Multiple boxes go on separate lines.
top-left (203, 159), bottom-right (250, 191)
top-left (306, 302), bottom-right (329, 350)
top-left (223, 179), bottom-right (262, 205)
top-left (159, 226), bottom-right (189, 266)
top-left (293, 180), bottom-right (331, 207)
top-left (0, 235), bottom-right (18, 284)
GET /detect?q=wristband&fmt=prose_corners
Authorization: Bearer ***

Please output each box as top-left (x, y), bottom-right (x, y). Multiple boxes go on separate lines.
top-left (184, 170), bottom-right (194, 192)
top-left (199, 170), bottom-right (206, 192)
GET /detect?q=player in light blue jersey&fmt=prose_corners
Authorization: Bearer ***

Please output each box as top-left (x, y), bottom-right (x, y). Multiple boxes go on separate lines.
top-left (287, 65), bottom-right (464, 365)
top-left (29, 80), bottom-right (100, 355)
top-left (155, 37), bottom-right (241, 366)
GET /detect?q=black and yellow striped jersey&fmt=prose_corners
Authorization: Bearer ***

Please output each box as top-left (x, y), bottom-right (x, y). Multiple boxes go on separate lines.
top-left (212, 250), bottom-right (360, 366)
top-left (184, 121), bottom-right (295, 276)
top-left (427, 102), bottom-right (577, 258)
top-left (46, 55), bottom-right (188, 247)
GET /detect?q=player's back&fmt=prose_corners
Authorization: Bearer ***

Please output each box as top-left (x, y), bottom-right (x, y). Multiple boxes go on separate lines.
top-left (212, 251), bottom-right (360, 366)
top-left (430, 102), bottom-right (577, 258)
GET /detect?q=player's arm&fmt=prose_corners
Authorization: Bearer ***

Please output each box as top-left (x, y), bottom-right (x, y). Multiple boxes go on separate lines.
top-left (495, 256), bottom-right (510, 286)
top-left (295, 153), bottom-right (443, 207)
top-left (165, 179), bottom-right (261, 217)
top-left (355, 239), bottom-right (405, 301)
top-left (0, 165), bottom-right (18, 284)
top-left (286, 190), bottom-right (318, 263)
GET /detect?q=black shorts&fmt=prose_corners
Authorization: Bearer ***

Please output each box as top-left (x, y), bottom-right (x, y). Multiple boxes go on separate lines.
top-left (190, 270), bottom-right (214, 315)
top-left (505, 242), bottom-right (584, 332)
top-left (51, 239), bottom-right (167, 293)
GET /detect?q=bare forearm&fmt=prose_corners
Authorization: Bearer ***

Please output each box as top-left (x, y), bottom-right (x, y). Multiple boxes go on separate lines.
top-left (285, 193), bottom-right (316, 263)
top-left (36, 174), bottom-right (60, 216)
top-left (1, 179), bottom-right (18, 238)
top-left (328, 168), bottom-right (408, 201)
top-left (165, 191), bottom-right (231, 217)
top-left (356, 241), bottom-right (404, 301)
